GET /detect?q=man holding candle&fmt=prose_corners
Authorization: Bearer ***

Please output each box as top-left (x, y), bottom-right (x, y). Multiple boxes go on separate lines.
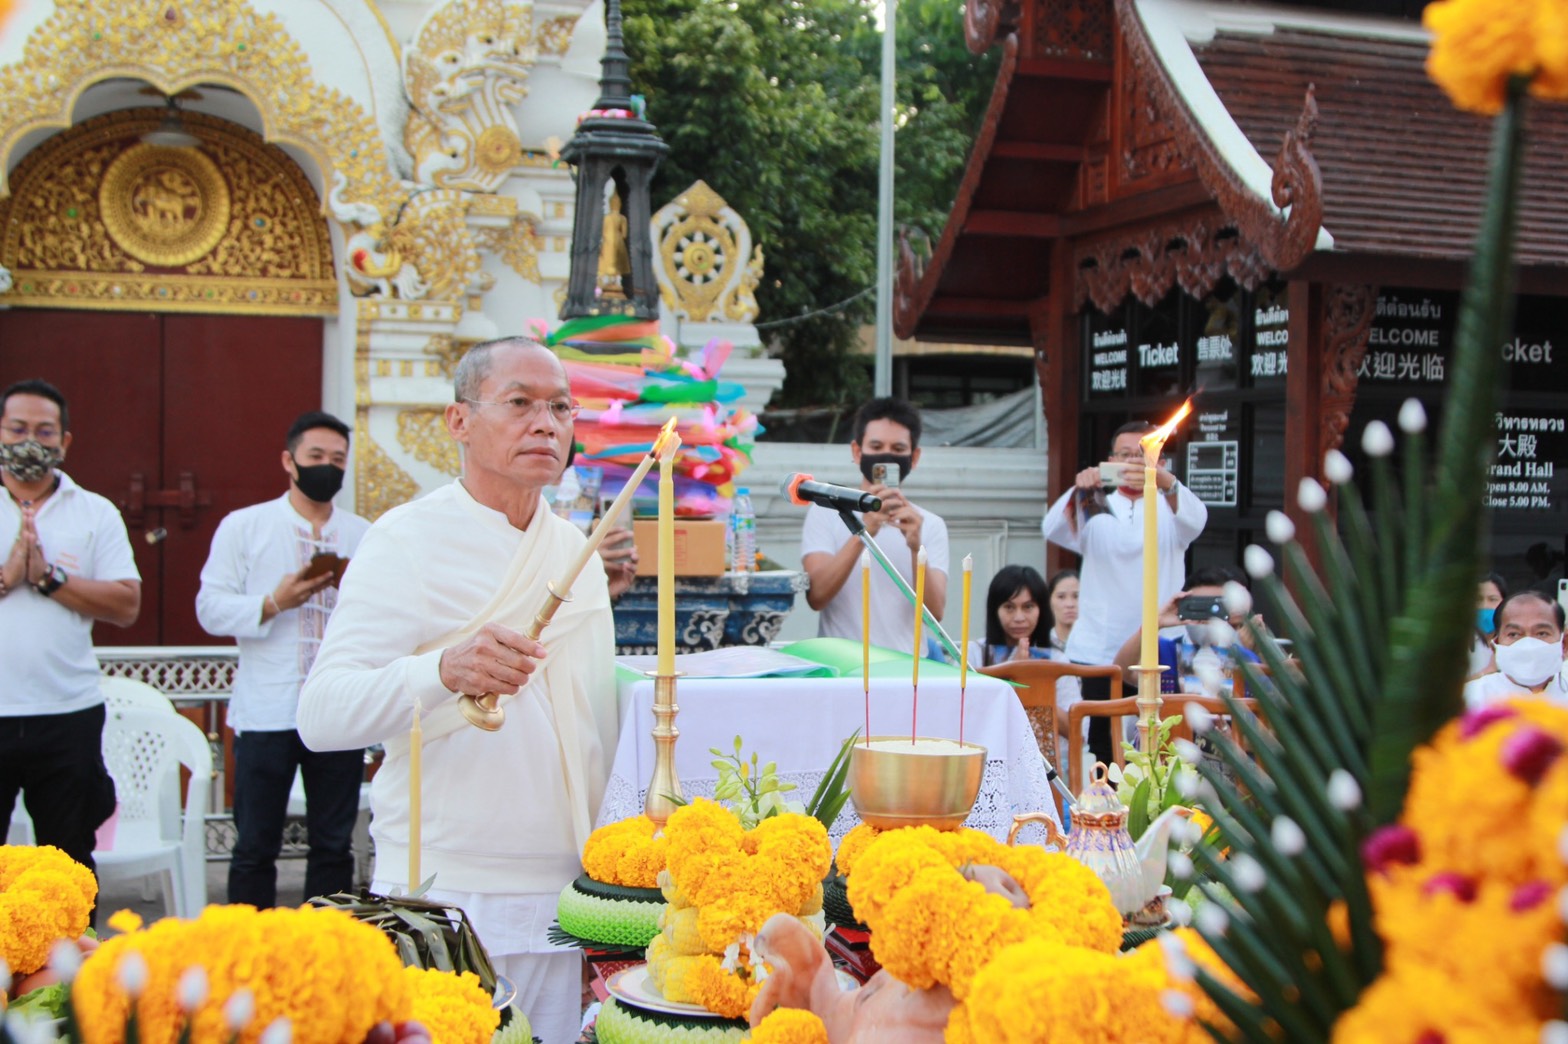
top-left (298, 338), bottom-right (618, 1044)
top-left (1041, 420), bottom-right (1207, 766)
top-left (801, 397), bottom-right (949, 652)
top-left (197, 410), bottom-right (370, 909)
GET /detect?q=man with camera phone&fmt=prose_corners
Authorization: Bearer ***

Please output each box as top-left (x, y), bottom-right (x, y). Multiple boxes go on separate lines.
top-left (1042, 420), bottom-right (1207, 765)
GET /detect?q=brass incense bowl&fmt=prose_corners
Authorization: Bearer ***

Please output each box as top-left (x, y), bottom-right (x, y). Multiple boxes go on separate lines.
top-left (849, 736), bottom-right (987, 830)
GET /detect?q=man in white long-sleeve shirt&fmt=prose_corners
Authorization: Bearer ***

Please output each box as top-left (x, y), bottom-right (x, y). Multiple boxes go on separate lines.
top-left (1041, 421), bottom-right (1208, 765)
top-left (196, 411), bottom-right (370, 908)
top-left (298, 338), bottom-right (617, 1044)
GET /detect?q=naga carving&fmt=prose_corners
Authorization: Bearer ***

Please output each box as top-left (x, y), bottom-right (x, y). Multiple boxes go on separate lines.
top-left (1116, 0), bottom-right (1323, 275)
top-left (403, 0), bottom-right (537, 193)
top-left (964, 0), bottom-right (1022, 55)
top-left (1320, 283), bottom-right (1378, 459)
top-left (346, 190), bottom-right (486, 301)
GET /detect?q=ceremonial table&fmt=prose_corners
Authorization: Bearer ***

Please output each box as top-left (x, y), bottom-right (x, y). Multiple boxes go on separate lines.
top-left (596, 673), bottom-right (1060, 842)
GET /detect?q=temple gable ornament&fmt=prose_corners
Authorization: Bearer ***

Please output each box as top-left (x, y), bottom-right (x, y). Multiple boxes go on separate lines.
top-left (402, 0), bottom-right (538, 193)
top-left (652, 180), bottom-right (763, 325)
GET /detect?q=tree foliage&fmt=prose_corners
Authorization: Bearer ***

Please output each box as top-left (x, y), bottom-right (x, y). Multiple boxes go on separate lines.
top-left (622, 0), bottom-right (997, 408)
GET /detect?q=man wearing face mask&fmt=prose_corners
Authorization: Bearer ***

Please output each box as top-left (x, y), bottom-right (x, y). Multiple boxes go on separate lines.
top-left (801, 397), bottom-right (948, 652)
top-left (196, 411), bottom-right (370, 906)
top-left (1463, 589), bottom-right (1568, 710)
top-left (1, 379), bottom-right (140, 889)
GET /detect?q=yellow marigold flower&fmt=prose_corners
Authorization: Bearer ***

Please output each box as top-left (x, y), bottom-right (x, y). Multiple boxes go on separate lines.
top-left (751, 1007), bottom-right (828, 1044)
top-left (403, 967), bottom-right (499, 1044)
top-left (1331, 963), bottom-right (1542, 1044)
top-left (106, 909), bottom-right (143, 935)
top-left (1425, 0), bottom-right (1568, 113)
top-left (0, 843), bottom-right (96, 977)
top-left (581, 815), bottom-right (667, 888)
top-left (1123, 928), bottom-right (1253, 1041)
top-left (684, 954), bottom-right (761, 1019)
top-left (833, 823), bottom-right (880, 877)
top-left (72, 904), bottom-right (412, 1044)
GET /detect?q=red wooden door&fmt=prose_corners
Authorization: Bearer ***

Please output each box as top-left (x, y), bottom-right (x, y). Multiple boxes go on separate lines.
top-left (0, 310), bottom-right (323, 645)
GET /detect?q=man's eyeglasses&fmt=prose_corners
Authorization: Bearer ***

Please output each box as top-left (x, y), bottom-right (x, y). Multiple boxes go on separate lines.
top-left (2, 423), bottom-right (60, 441)
top-left (462, 396), bottom-right (581, 423)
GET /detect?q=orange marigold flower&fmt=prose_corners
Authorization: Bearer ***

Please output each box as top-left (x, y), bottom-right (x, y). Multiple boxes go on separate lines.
top-left (402, 967), bottom-right (499, 1044)
top-left (0, 844), bottom-right (96, 977)
top-left (1425, 0), bottom-right (1568, 113)
top-left (751, 1007), bottom-right (828, 1044)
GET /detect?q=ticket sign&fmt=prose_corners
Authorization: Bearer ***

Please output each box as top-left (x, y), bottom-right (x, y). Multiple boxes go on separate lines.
top-left (1187, 440), bottom-right (1239, 507)
top-left (1507, 296), bottom-right (1568, 395)
top-left (1250, 281), bottom-right (1289, 385)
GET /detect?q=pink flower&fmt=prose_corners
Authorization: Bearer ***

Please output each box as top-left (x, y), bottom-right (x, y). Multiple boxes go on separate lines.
top-left (1360, 825), bottom-right (1421, 874)
top-left (1421, 872), bottom-right (1477, 903)
top-left (1498, 726), bottom-right (1565, 786)
top-left (1457, 704), bottom-right (1518, 740)
top-left (1509, 880), bottom-right (1552, 912)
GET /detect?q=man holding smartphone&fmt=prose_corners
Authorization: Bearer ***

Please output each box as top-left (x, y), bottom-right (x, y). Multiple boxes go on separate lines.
top-left (196, 411), bottom-right (370, 907)
top-left (801, 397), bottom-right (949, 652)
top-left (1042, 420), bottom-right (1208, 765)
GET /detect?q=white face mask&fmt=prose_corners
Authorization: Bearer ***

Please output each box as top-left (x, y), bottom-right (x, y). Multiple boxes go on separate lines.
top-left (1493, 636), bottom-right (1565, 689)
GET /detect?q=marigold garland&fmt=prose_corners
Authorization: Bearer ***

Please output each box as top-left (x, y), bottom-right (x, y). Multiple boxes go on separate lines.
top-left (0, 844), bottom-right (96, 977)
top-left (1333, 699), bottom-right (1568, 1038)
top-left (402, 967), bottom-right (499, 1044)
top-left (832, 823), bottom-right (880, 878)
top-left (1424, 0), bottom-right (1568, 113)
top-left (71, 904), bottom-right (412, 1044)
top-left (581, 815), bottom-right (668, 888)
top-left (845, 825), bottom-right (1123, 1001)
top-left (750, 1007), bottom-right (828, 1044)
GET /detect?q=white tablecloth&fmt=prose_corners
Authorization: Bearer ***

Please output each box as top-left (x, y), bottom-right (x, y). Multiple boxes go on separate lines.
top-left (596, 674), bottom-right (1060, 844)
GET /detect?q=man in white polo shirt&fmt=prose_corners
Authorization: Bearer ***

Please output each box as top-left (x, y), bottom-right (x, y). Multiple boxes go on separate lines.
top-left (0, 379), bottom-right (141, 879)
top-left (197, 411), bottom-right (370, 907)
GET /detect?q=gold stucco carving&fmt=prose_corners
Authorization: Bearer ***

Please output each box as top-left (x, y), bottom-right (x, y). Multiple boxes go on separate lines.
top-left (475, 214), bottom-right (543, 285)
top-left (397, 408), bottom-right (462, 476)
top-left (345, 189), bottom-right (485, 301)
top-left (99, 143), bottom-right (230, 267)
top-left (423, 333), bottom-right (477, 379)
top-left (652, 180), bottom-right (763, 324)
top-left (0, 0), bottom-right (406, 229)
top-left (536, 15), bottom-right (577, 55)
top-left (357, 420), bottom-right (421, 521)
top-left (403, 0), bottom-right (537, 193)
top-left (0, 108), bottom-right (335, 315)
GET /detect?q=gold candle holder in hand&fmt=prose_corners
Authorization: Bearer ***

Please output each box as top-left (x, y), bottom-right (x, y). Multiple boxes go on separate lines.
top-left (457, 581), bottom-right (572, 731)
top-left (643, 672), bottom-right (684, 826)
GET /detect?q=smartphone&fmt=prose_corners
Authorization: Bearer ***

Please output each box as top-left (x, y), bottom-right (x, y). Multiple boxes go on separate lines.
top-left (1176, 594), bottom-right (1227, 622)
top-left (1099, 461), bottom-right (1127, 487)
top-left (303, 552), bottom-right (346, 585)
top-left (871, 462), bottom-right (900, 488)
top-left (1559, 579), bottom-right (1568, 616)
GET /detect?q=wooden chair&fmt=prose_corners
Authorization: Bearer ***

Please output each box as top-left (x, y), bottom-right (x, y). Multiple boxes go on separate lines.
top-left (1066, 693), bottom-right (1263, 792)
top-left (980, 660), bottom-right (1122, 773)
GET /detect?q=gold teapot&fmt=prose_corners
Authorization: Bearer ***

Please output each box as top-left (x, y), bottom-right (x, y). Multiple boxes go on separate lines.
top-left (1007, 761), bottom-right (1188, 925)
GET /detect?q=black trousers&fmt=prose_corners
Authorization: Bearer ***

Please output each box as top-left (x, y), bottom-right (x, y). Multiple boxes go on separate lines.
top-left (1078, 671), bottom-right (1117, 771)
top-left (228, 729), bottom-right (363, 908)
top-left (0, 703), bottom-right (117, 878)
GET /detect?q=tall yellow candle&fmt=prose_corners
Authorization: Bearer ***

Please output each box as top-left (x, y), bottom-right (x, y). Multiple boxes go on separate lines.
top-left (959, 553), bottom-right (972, 745)
top-left (656, 429), bottom-right (682, 676)
top-left (861, 549), bottom-right (871, 746)
top-left (1136, 399), bottom-right (1193, 754)
top-left (911, 545), bottom-right (927, 744)
top-left (408, 699), bottom-right (422, 893)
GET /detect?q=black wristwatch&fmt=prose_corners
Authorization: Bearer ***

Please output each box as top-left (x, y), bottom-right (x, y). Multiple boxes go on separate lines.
top-left (35, 563), bottom-right (67, 596)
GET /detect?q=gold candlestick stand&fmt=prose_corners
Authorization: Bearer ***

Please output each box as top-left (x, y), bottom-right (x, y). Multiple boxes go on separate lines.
top-left (1130, 664), bottom-right (1167, 758)
top-left (458, 581), bottom-right (572, 732)
top-left (643, 672), bottom-right (684, 826)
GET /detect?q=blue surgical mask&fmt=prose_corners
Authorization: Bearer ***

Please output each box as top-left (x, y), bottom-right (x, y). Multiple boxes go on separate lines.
top-left (1477, 607), bottom-right (1496, 634)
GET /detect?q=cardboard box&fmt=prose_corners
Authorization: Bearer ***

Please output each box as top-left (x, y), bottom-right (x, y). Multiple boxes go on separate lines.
top-left (633, 519), bottom-right (728, 577)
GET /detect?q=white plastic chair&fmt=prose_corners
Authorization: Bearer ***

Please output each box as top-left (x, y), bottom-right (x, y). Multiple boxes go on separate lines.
top-left (100, 676), bottom-right (177, 714)
top-left (95, 707), bottom-right (212, 918)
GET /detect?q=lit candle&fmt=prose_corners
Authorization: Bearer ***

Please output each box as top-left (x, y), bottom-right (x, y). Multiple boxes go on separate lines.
top-left (1136, 400), bottom-right (1193, 754)
top-left (656, 424), bottom-right (683, 677)
top-left (861, 549), bottom-right (871, 747)
top-left (408, 698), bottom-right (422, 893)
top-left (959, 553), bottom-right (972, 745)
top-left (911, 545), bottom-right (927, 744)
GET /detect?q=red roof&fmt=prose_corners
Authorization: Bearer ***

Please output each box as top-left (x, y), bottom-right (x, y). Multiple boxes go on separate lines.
top-left (1193, 26), bottom-right (1568, 265)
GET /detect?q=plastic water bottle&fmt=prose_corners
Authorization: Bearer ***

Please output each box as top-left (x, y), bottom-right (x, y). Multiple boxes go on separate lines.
top-left (731, 487), bottom-right (755, 573)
